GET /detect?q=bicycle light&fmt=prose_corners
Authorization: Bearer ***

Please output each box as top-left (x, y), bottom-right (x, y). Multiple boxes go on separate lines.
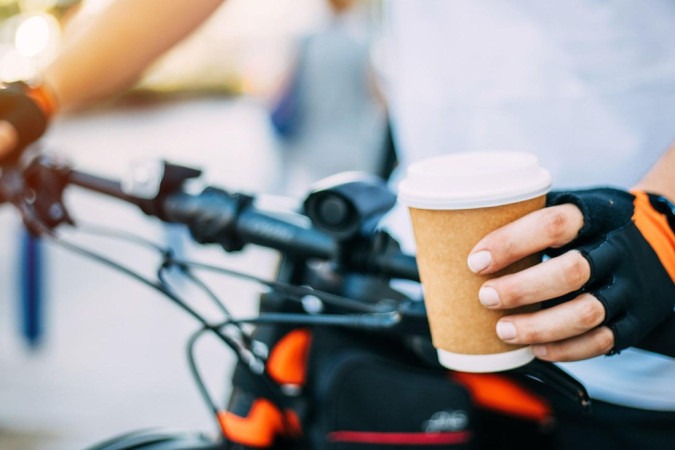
top-left (303, 172), bottom-right (396, 241)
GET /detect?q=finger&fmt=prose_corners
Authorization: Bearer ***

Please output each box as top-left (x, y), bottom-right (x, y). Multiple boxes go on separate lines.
top-left (594, 279), bottom-right (629, 324)
top-left (467, 204), bottom-right (584, 274)
top-left (579, 236), bottom-right (621, 286)
top-left (495, 293), bottom-right (605, 345)
top-left (531, 326), bottom-right (615, 362)
top-left (0, 121), bottom-right (19, 159)
top-left (479, 250), bottom-right (590, 309)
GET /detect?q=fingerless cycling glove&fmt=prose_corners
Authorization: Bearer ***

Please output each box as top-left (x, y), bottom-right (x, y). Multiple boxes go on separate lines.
top-left (0, 81), bottom-right (56, 165)
top-left (547, 188), bottom-right (675, 357)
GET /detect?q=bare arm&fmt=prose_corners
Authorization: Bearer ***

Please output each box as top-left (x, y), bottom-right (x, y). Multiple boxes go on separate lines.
top-left (44, 0), bottom-right (225, 112)
top-left (633, 143), bottom-right (675, 201)
top-left (0, 0), bottom-right (225, 159)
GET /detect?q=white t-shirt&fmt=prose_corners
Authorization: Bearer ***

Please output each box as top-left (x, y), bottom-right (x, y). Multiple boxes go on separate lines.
top-left (385, 0), bottom-right (675, 410)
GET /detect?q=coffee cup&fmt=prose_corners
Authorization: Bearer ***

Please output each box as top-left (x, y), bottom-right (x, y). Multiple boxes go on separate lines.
top-left (398, 151), bottom-right (551, 372)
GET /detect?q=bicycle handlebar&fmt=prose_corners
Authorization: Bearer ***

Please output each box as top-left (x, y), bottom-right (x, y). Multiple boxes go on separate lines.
top-left (1, 155), bottom-right (598, 417)
top-left (31, 157), bottom-right (420, 282)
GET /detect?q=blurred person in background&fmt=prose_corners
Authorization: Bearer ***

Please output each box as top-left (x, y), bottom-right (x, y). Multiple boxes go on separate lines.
top-left (269, 0), bottom-right (389, 197)
top-left (0, 1), bottom-right (674, 449)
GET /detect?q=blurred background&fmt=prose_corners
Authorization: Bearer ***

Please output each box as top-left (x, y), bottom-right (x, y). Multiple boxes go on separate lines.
top-left (0, 1), bottom-right (391, 449)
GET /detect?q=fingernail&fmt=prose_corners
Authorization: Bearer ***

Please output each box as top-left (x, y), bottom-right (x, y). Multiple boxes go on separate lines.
top-left (467, 250), bottom-right (492, 273)
top-left (496, 321), bottom-right (517, 341)
top-left (478, 286), bottom-right (500, 307)
top-left (532, 345), bottom-right (548, 357)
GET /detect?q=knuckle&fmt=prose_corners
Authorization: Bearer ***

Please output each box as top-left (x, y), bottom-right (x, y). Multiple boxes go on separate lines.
top-left (561, 252), bottom-right (589, 289)
top-left (577, 299), bottom-right (604, 329)
top-left (488, 232), bottom-right (515, 261)
top-left (494, 278), bottom-right (518, 307)
top-left (597, 327), bottom-right (615, 353)
top-left (519, 324), bottom-right (542, 343)
top-left (542, 208), bottom-right (570, 245)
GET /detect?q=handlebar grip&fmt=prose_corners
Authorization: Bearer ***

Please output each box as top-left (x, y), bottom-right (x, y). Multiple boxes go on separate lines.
top-left (163, 189), bottom-right (338, 259)
top-left (162, 190), bottom-right (227, 224)
top-left (162, 189), bottom-right (244, 250)
top-left (235, 208), bottom-right (338, 259)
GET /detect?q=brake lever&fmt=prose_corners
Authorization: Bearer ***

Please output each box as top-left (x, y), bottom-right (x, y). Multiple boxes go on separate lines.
top-left (25, 156), bottom-right (73, 229)
top-left (0, 156), bottom-right (73, 235)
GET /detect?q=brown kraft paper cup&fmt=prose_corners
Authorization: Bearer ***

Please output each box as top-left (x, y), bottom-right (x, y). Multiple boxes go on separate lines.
top-left (398, 151), bottom-right (551, 372)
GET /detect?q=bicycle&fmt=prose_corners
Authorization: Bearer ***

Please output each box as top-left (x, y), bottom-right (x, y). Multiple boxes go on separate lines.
top-left (0, 154), bottom-right (591, 450)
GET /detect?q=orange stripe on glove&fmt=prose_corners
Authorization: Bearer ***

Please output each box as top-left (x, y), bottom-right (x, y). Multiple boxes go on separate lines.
top-left (632, 191), bottom-right (675, 281)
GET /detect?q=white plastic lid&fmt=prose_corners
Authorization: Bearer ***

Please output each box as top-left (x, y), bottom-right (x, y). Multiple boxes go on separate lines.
top-left (398, 151), bottom-right (551, 210)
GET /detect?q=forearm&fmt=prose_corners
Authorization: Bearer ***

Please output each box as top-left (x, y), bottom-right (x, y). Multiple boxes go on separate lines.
top-left (43, 0), bottom-right (225, 112)
top-left (634, 142), bottom-right (675, 201)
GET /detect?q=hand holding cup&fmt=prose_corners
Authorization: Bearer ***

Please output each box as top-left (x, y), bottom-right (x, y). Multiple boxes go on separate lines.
top-left (399, 151), bottom-right (551, 372)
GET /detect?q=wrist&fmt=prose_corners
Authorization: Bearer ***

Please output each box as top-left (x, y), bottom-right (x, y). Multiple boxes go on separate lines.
top-left (5, 79), bottom-right (59, 120)
top-left (0, 80), bottom-right (51, 164)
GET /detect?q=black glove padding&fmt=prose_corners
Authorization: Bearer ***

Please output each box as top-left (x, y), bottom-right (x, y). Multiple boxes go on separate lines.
top-left (546, 188), bottom-right (675, 357)
top-left (0, 82), bottom-right (48, 165)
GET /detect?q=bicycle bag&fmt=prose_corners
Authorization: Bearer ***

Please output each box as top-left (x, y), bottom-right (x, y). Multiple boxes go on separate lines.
top-left (303, 328), bottom-right (475, 449)
top-left (224, 325), bottom-right (559, 449)
top-left (222, 326), bottom-right (475, 449)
